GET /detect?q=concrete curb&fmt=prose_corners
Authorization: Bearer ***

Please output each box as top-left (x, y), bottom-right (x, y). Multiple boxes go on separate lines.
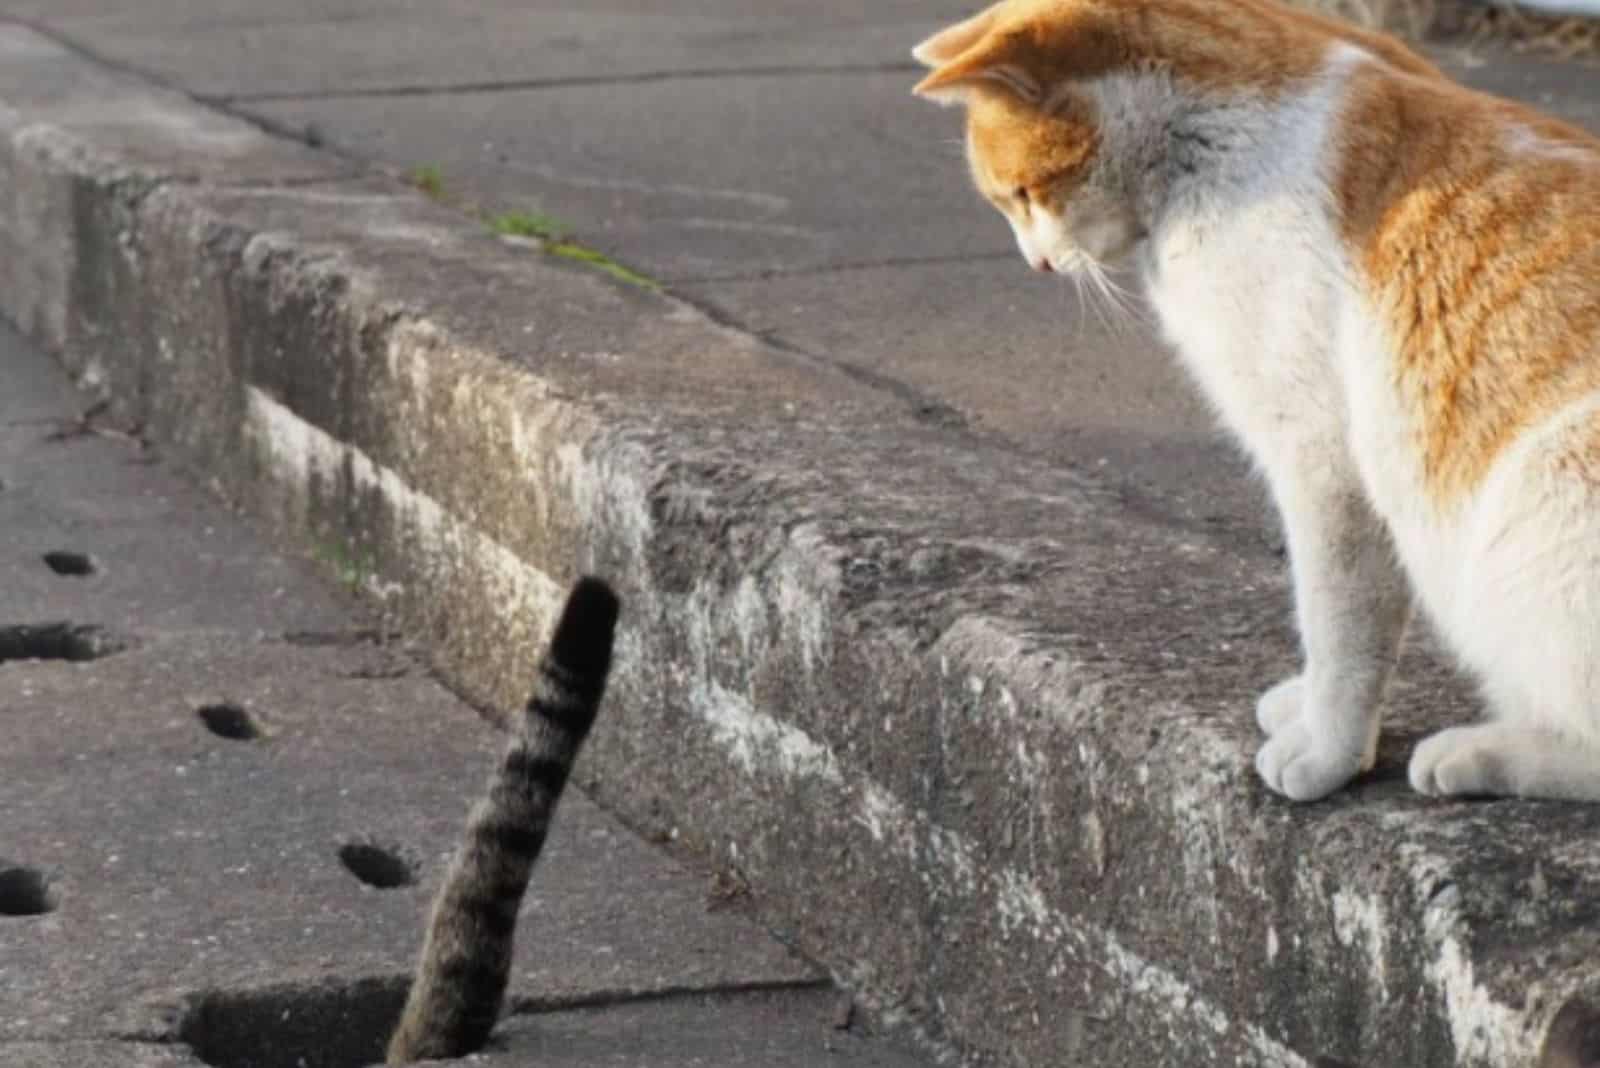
top-left (2, 22), bottom-right (1597, 1068)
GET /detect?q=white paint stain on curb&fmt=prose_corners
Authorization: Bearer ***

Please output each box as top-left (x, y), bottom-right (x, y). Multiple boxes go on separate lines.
top-left (245, 385), bottom-right (564, 622)
top-left (694, 677), bottom-right (842, 785)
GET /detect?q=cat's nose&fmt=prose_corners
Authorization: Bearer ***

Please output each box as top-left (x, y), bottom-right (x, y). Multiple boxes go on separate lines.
top-left (1031, 257), bottom-right (1054, 273)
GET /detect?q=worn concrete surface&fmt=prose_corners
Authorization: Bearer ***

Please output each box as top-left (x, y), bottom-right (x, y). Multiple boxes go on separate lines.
top-left (8, 1), bottom-right (1594, 556)
top-left (0, 7), bottom-right (1599, 1068)
top-left (0, 324), bottom-right (349, 639)
top-left (0, 1), bottom-right (959, 100)
top-left (488, 989), bottom-right (931, 1068)
top-left (0, 1043), bottom-right (205, 1068)
top-left (0, 324), bottom-right (932, 1068)
top-left (2, 635), bottom-right (816, 1039)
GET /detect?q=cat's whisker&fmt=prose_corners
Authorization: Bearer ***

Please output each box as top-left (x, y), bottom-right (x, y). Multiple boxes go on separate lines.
top-left (1080, 266), bottom-right (1119, 337)
top-left (1061, 269), bottom-right (1091, 342)
top-left (1101, 259), bottom-right (1153, 324)
top-left (1092, 264), bottom-right (1150, 335)
top-left (1083, 263), bottom-right (1116, 334)
top-left (1098, 264), bottom-right (1140, 304)
top-left (1082, 259), bottom-right (1135, 339)
top-left (1077, 272), bottom-right (1105, 334)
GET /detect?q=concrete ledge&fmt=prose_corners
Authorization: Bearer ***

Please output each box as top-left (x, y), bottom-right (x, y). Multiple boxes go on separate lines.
top-left (3, 22), bottom-right (1598, 1068)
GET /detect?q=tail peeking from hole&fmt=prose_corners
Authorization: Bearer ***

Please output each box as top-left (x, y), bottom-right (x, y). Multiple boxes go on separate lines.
top-left (385, 576), bottom-right (621, 1064)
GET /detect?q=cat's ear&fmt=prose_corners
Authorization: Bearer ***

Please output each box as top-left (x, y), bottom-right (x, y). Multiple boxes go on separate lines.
top-left (912, 26), bottom-right (1043, 107)
top-left (911, 6), bottom-right (1001, 68)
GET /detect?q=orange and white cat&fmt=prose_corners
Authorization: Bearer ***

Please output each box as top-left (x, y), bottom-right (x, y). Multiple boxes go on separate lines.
top-left (914, 0), bottom-right (1600, 802)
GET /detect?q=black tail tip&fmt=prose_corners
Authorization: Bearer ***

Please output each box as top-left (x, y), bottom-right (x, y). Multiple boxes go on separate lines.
top-left (548, 576), bottom-right (621, 674)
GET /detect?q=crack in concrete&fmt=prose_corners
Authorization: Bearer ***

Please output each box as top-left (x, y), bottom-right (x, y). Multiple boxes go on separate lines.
top-left (101, 975), bottom-right (833, 1047)
top-left (676, 251), bottom-right (1017, 286)
top-left (0, 1036), bottom-right (92, 1045)
top-left (0, 16), bottom-right (368, 164)
top-left (675, 288), bottom-right (971, 432)
top-left (1, 14), bottom-right (919, 115)
top-left (201, 101), bottom-right (368, 164)
top-left (209, 169), bottom-right (373, 190)
top-left (278, 627), bottom-right (397, 648)
top-left (506, 975), bottom-right (834, 1017)
top-left (215, 63), bottom-right (924, 104)
top-left (1, 15), bottom-right (973, 444)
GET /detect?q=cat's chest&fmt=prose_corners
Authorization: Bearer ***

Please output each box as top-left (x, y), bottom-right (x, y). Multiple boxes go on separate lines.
top-left (1142, 209), bottom-right (1342, 439)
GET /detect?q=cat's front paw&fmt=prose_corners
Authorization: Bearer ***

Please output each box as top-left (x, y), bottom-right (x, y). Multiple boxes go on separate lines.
top-left (1408, 726), bottom-right (1513, 798)
top-left (1255, 719), bottom-right (1364, 802)
top-left (1255, 675), bottom-right (1303, 735)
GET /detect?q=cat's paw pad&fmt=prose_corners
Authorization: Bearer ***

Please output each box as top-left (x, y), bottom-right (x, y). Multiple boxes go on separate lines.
top-left (1255, 720), bottom-right (1363, 802)
top-left (1408, 727), bottom-right (1513, 798)
top-left (1255, 675), bottom-right (1304, 735)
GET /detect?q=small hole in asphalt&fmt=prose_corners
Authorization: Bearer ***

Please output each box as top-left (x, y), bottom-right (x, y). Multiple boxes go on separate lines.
top-left (0, 866), bottom-right (58, 917)
top-left (197, 703), bottom-right (262, 741)
top-left (0, 623), bottom-right (124, 663)
top-left (42, 551), bottom-right (96, 577)
top-left (338, 842), bottom-right (415, 890)
top-left (179, 978), bottom-right (407, 1068)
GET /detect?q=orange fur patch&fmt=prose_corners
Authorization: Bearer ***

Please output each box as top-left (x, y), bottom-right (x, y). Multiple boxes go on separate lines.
top-left (914, 0), bottom-right (1442, 101)
top-left (1336, 66), bottom-right (1600, 504)
top-left (918, 0), bottom-right (1447, 206)
top-left (966, 88), bottom-right (1099, 213)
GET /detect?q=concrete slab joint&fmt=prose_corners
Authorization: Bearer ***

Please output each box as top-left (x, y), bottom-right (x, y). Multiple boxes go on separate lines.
top-left (1, 16), bottom-right (1598, 1068)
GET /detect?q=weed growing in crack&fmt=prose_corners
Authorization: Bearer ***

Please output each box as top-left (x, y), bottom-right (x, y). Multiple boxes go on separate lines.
top-left (487, 210), bottom-right (661, 291)
top-left (486, 210), bottom-right (568, 241)
top-left (545, 241), bottom-right (660, 290)
top-left (405, 164), bottom-right (446, 200)
top-left (399, 165), bottom-right (659, 290)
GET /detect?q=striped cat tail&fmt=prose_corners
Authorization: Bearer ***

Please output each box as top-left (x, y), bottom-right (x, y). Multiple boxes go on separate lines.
top-left (386, 576), bottom-right (621, 1063)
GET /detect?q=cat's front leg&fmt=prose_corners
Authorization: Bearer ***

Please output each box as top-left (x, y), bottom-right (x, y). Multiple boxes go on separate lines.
top-left (1254, 453), bottom-right (1411, 801)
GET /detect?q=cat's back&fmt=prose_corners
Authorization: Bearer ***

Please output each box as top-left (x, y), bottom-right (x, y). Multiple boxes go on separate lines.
top-left (1333, 59), bottom-right (1600, 267)
top-left (1327, 57), bottom-right (1600, 505)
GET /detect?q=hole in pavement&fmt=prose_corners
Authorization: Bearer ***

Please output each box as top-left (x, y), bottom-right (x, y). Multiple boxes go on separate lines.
top-left (197, 703), bottom-right (261, 742)
top-left (338, 841), bottom-right (415, 890)
top-left (1541, 994), bottom-right (1600, 1068)
top-left (180, 976), bottom-right (408, 1068)
top-left (0, 866), bottom-right (58, 916)
top-left (42, 551), bottom-right (96, 577)
top-left (0, 623), bottom-right (124, 663)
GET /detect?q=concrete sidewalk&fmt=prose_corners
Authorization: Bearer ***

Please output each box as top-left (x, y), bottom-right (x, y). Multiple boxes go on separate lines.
top-left (0, 322), bottom-right (928, 1068)
top-left (0, 4), bottom-right (1598, 1067)
top-left (6, 2), bottom-right (1596, 552)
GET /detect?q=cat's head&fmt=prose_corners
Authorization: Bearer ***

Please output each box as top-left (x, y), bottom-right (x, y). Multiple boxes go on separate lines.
top-left (913, 0), bottom-right (1446, 276)
top-left (912, 0), bottom-right (1143, 276)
